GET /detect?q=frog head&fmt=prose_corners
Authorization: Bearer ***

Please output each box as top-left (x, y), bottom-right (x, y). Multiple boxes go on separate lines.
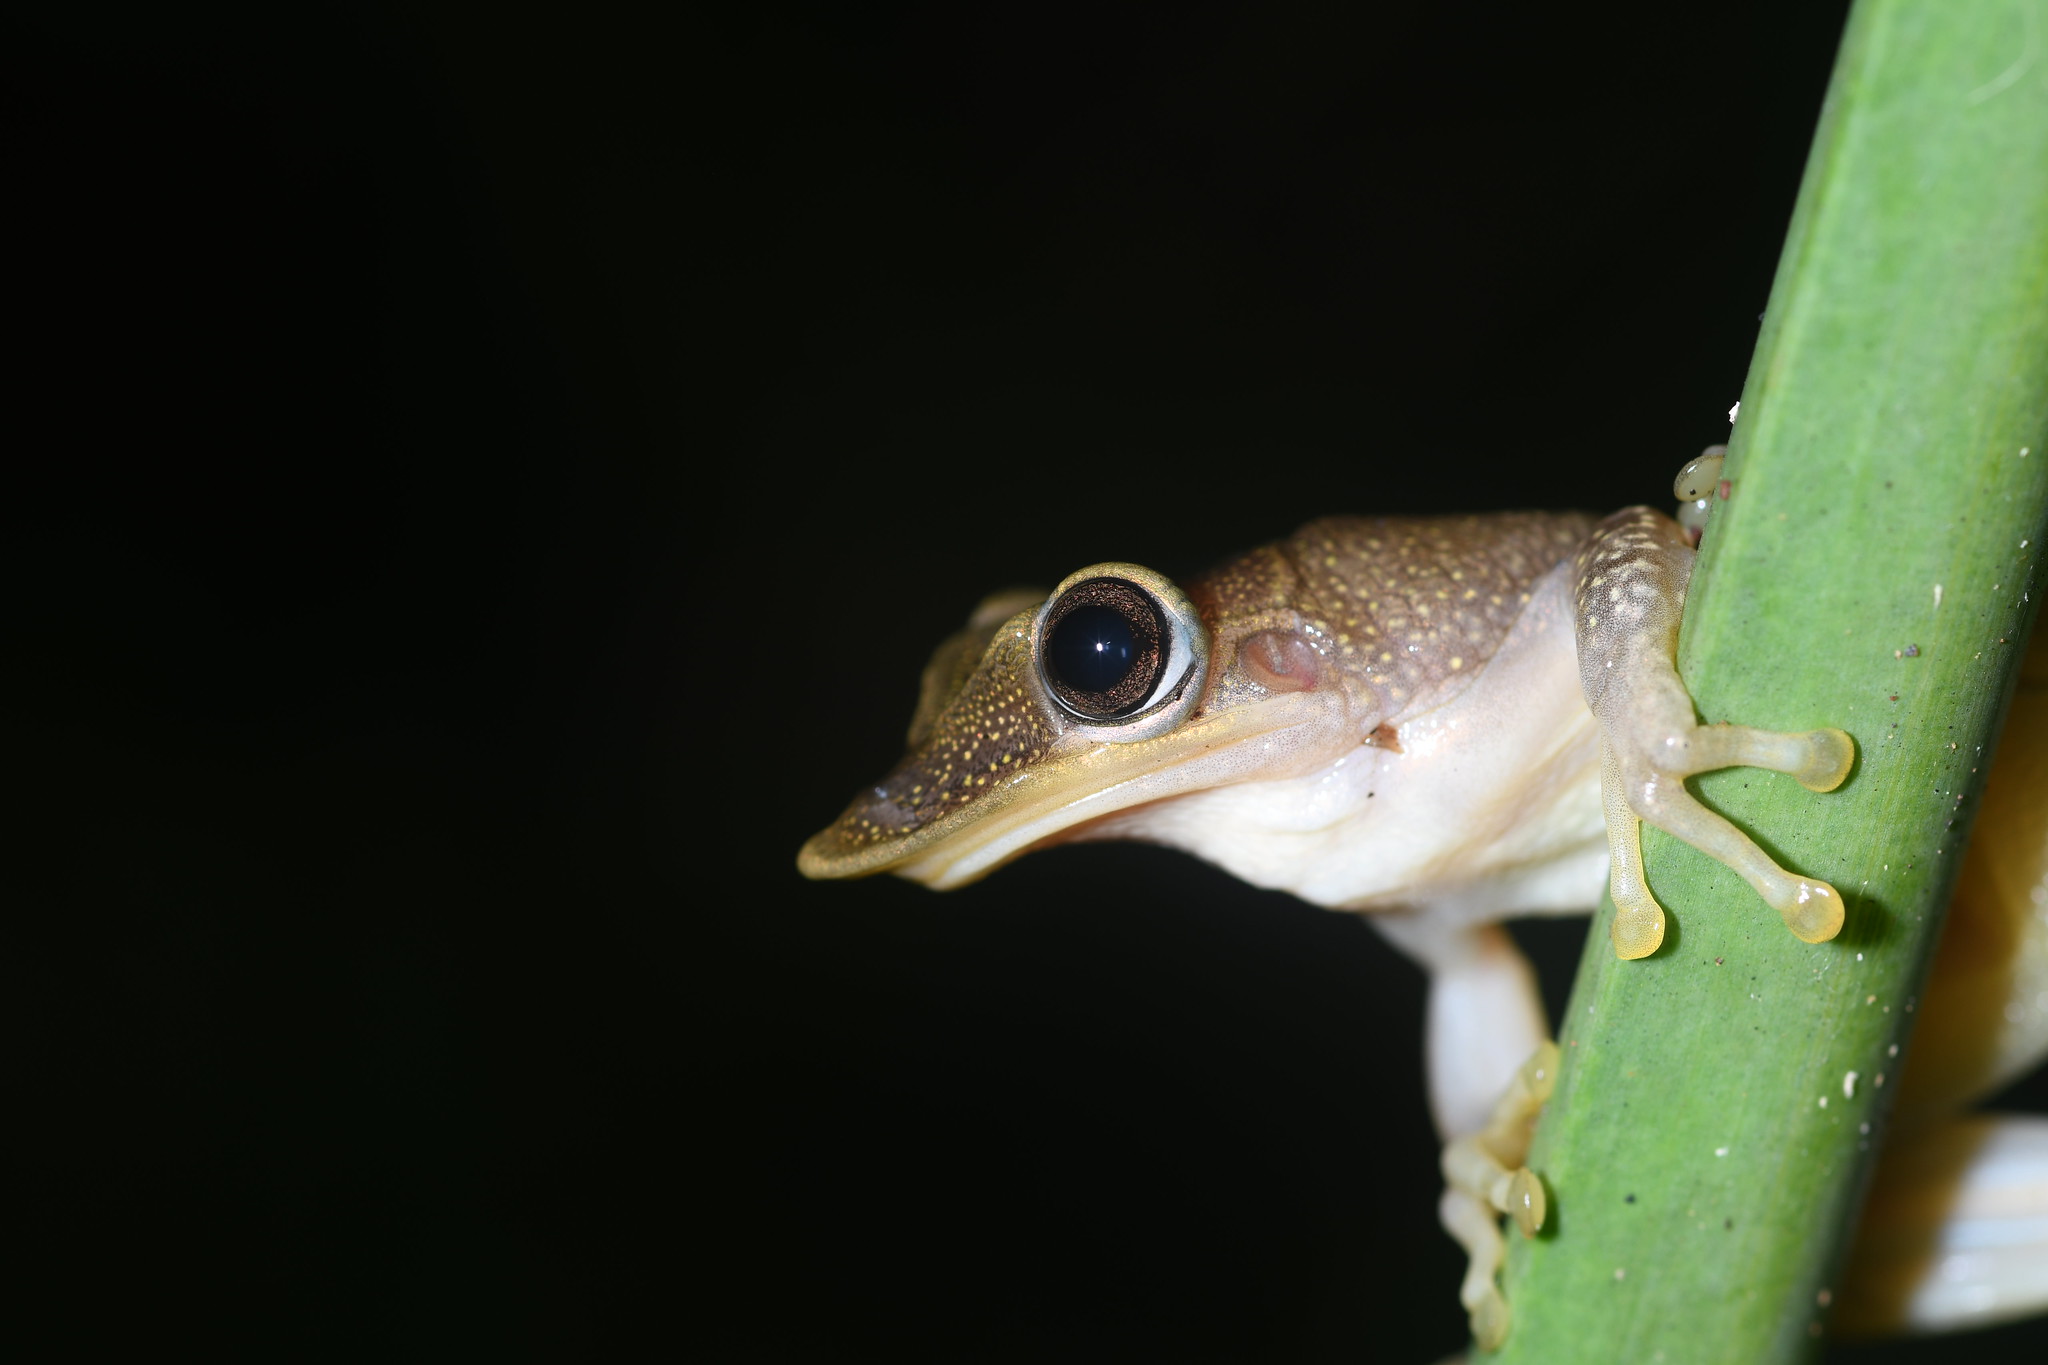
top-left (798, 556), bottom-right (1361, 889)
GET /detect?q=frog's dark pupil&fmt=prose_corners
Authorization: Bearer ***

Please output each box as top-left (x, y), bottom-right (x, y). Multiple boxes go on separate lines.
top-left (1048, 604), bottom-right (1136, 694)
top-left (1040, 578), bottom-right (1167, 720)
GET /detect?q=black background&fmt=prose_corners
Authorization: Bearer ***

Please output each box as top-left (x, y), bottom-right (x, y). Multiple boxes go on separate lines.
top-left (12, 2), bottom-right (2046, 1360)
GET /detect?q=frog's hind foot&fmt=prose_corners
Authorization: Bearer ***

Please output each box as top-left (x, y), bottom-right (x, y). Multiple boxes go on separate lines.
top-left (1574, 507), bottom-right (1855, 957)
top-left (1441, 1186), bottom-right (1513, 1351)
top-left (1437, 1042), bottom-right (1560, 1349)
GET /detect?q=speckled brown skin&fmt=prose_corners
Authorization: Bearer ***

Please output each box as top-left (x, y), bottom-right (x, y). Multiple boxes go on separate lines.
top-left (1215, 512), bottom-right (1598, 714)
top-left (800, 510), bottom-right (1598, 879)
top-left (810, 611), bottom-right (1060, 859)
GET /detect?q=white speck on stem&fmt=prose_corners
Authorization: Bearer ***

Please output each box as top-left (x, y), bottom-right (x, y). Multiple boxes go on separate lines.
top-left (1819, 1095), bottom-right (1829, 1108)
top-left (1715, 1146), bottom-right (1729, 1157)
top-left (1843, 1071), bottom-right (1859, 1098)
top-left (1934, 583), bottom-right (1944, 609)
top-left (1728, 401), bottom-right (1741, 424)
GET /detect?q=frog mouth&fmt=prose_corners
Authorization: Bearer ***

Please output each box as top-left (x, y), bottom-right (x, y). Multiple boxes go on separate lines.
top-left (797, 690), bottom-right (1344, 889)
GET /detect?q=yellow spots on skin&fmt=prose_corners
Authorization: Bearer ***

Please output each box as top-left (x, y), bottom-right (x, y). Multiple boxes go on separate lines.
top-left (1262, 517), bottom-right (1591, 695)
top-left (833, 508), bottom-right (1604, 862)
top-left (826, 623), bottom-right (1064, 849)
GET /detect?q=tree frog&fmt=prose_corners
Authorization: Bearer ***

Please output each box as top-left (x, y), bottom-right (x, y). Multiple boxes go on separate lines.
top-left (799, 456), bottom-right (2048, 1348)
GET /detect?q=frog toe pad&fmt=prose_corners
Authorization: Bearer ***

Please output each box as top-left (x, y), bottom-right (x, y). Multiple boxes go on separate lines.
top-left (1774, 877), bottom-right (1845, 943)
top-left (1505, 1166), bottom-right (1547, 1239)
top-left (1609, 878), bottom-right (1668, 960)
top-left (1793, 727), bottom-right (1855, 792)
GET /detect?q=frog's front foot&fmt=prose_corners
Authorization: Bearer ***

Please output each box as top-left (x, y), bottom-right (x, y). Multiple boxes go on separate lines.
top-left (1599, 724), bottom-right (1854, 957)
top-left (1438, 1042), bottom-right (1559, 1350)
top-left (1574, 507), bottom-right (1856, 958)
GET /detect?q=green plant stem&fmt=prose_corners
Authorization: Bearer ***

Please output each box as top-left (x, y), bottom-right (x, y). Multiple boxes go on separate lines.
top-left (1486, 2), bottom-right (2048, 1360)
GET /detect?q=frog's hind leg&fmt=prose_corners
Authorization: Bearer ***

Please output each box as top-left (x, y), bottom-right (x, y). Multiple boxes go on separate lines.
top-left (1833, 1114), bottom-right (2048, 1335)
top-left (1574, 507), bottom-right (1855, 957)
top-left (1370, 917), bottom-right (1558, 1349)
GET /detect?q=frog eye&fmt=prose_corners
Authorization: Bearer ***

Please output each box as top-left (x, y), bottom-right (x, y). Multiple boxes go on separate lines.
top-left (1040, 578), bottom-right (1167, 720)
top-left (1033, 565), bottom-right (1208, 733)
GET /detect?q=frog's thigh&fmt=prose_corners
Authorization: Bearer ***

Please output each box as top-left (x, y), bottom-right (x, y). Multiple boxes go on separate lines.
top-left (1573, 507), bottom-right (1853, 956)
top-left (1833, 1114), bottom-right (2048, 1335)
